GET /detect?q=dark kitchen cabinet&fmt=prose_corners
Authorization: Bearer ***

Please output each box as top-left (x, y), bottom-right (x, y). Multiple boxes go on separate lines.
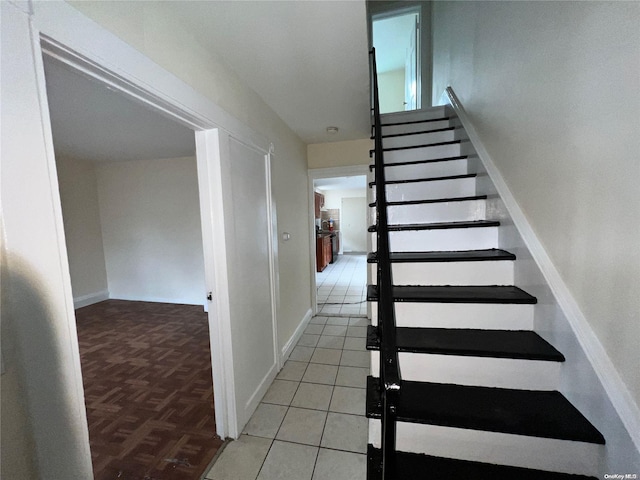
top-left (314, 192), bottom-right (324, 219)
top-left (316, 234), bottom-right (332, 272)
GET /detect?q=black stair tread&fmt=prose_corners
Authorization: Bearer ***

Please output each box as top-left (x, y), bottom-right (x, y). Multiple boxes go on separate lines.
top-left (367, 445), bottom-right (599, 480)
top-left (379, 116), bottom-right (451, 127)
top-left (369, 140), bottom-right (461, 157)
top-left (368, 155), bottom-right (469, 171)
top-left (366, 325), bottom-right (565, 361)
top-left (368, 173), bottom-right (476, 187)
top-left (367, 284), bottom-right (537, 304)
top-left (369, 195), bottom-right (487, 208)
top-left (383, 139), bottom-right (461, 152)
top-left (366, 377), bottom-right (605, 444)
top-left (367, 249), bottom-right (516, 263)
top-left (377, 126), bottom-right (456, 139)
top-left (368, 220), bottom-right (500, 232)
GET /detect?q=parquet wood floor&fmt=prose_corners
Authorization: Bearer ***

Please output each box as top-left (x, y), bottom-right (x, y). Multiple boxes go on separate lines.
top-left (75, 300), bottom-right (223, 480)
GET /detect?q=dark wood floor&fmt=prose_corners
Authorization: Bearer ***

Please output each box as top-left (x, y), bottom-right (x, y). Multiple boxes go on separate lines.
top-left (75, 300), bottom-right (223, 480)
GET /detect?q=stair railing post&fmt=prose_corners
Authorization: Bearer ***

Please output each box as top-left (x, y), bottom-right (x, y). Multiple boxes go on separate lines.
top-left (370, 47), bottom-right (402, 480)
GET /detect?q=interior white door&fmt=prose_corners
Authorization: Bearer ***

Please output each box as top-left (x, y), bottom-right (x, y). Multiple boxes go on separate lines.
top-left (341, 197), bottom-right (368, 253)
top-left (226, 137), bottom-right (277, 426)
top-left (404, 15), bottom-right (420, 111)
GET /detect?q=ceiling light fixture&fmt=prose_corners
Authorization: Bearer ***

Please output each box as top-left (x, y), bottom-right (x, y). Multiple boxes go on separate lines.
top-left (326, 126), bottom-right (339, 135)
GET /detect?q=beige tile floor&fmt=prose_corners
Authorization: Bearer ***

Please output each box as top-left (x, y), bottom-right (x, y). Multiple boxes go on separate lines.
top-left (316, 254), bottom-right (367, 316)
top-left (204, 315), bottom-right (370, 480)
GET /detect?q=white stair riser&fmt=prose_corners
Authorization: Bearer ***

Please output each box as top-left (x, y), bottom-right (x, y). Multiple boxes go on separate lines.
top-left (372, 227), bottom-right (498, 252)
top-left (371, 303), bottom-right (534, 330)
top-left (384, 159), bottom-right (468, 182)
top-left (386, 200), bottom-right (486, 224)
top-left (374, 177), bottom-right (477, 202)
top-left (381, 107), bottom-right (446, 124)
top-left (371, 352), bottom-right (560, 390)
top-left (369, 421), bottom-right (600, 476)
top-left (383, 130), bottom-right (455, 149)
top-left (369, 261), bottom-right (514, 286)
top-left (382, 144), bottom-right (461, 164)
top-left (382, 119), bottom-right (450, 136)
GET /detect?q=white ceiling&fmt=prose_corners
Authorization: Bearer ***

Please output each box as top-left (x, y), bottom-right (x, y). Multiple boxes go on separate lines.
top-left (373, 12), bottom-right (418, 73)
top-left (166, 0), bottom-right (371, 144)
top-left (44, 1), bottom-right (372, 164)
top-left (315, 175), bottom-right (367, 191)
top-left (44, 58), bottom-right (195, 163)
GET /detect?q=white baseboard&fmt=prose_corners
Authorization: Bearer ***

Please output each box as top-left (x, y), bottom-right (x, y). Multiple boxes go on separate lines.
top-left (73, 290), bottom-right (109, 309)
top-left (241, 308), bottom-right (312, 433)
top-left (108, 294), bottom-right (203, 306)
top-left (280, 308), bottom-right (312, 364)
top-left (244, 362), bottom-right (277, 426)
top-left (445, 86), bottom-right (640, 454)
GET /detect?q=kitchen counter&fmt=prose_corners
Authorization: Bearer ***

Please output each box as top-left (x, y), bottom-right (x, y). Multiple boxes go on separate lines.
top-left (317, 230), bottom-right (337, 237)
top-left (316, 230), bottom-right (340, 272)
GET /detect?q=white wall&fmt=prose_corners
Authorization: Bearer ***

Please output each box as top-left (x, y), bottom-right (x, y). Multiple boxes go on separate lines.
top-left (56, 156), bottom-right (109, 306)
top-left (379, 68), bottom-right (405, 114)
top-left (1, 221), bottom-right (40, 479)
top-left (322, 187), bottom-right (367, 210)
top-left (96, 156), bottom-right (206, 305)
top-left (341, 197), bottom-right (368, 253)
top-left (308, 139), bottom-right (372, 169)
top-left (432, 0), bottom-right (640, 466)
top-left (320, 188), bottom-right (368, 254)
top-left (432, 0), bottom-right (640, 408)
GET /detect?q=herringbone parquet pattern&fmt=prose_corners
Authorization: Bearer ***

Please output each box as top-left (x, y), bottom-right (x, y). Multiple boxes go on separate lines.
top-left (75, 300), bottom-right (223, 480)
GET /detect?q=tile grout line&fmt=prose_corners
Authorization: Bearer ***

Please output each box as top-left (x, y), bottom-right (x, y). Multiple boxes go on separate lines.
top-left (255, 357), bottom-right (312, 479)
top-left (221, 310), bottom-right (371, 479)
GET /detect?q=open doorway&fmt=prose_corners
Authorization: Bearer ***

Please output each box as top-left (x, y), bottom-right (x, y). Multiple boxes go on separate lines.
top-left (373, 8), bottom-right (420, 113)
top-left (313, 175), bottom-right (368, 317)
top-left (370, 1), bottom-right (432, 113)
top-left (43, 56), bottom-right (222, 479)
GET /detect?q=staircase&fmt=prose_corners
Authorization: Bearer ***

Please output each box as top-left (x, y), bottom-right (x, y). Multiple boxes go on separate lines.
top-left (366, 51), bottom-right (604, 480)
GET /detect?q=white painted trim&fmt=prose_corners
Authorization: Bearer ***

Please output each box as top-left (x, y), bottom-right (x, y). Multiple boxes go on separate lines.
top-left (244, 363), bottom-right (277, 424)
top-left (281, 308), bottom-right (313, 364)
top-left (445, 86), bottom-right (640, 453)
top-left (25, 6), bottom-right (94, 474)
top-left (196, 129), bottom-right (236, 439)
top-left (308, 165), bottom-right (370, 315)
top-left (308, 165), bottom-right (370, 179)
top-left (265, 150), bottom-right (281, 371)
top-left (32, 1), bottom-right (269, 153)
top-left (107, 295), bottom-right (204, 306)
top-left (73, 290), bottom-right (109, 309)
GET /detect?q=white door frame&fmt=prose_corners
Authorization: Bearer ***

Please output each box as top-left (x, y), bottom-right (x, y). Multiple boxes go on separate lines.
top-left (13, 1), bottom-right (273, 463)
top-left (265, 147), bottom-right (282, 370)
top-left (41, 42), bottom-right (237, 438)
top-left (308, 165), bottom-right (371, 316)
top-left (39, 35), bottom-right (238, 439)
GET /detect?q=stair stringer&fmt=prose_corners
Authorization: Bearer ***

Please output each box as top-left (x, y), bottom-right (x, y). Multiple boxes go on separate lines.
top-left (444, 91), bottom-right (640, 473)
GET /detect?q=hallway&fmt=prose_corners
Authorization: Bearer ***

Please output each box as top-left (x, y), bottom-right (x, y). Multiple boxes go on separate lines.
top-left (205, 315), bottom-right (369, 480)
top-left (316, 254), bottom-right (368, 316)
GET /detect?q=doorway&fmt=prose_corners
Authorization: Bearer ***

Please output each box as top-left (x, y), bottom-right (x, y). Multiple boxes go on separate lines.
top-left (311, 173), bottom-right (369, 317)
top-left (44, 55), bottom-right (223, 479)
top-left (370, 2), bottom-right (432, 113)
top-left (373, 9), bottom-right (420, 113)
top-left (4, 8), bottom-right (285, 475)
